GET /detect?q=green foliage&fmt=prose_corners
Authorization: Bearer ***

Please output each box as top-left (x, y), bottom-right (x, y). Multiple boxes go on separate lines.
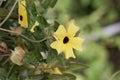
top-left (46, 73), bottom-right (76, 80)
top-left (0, 68), bottom-right (7, 79)
top-left (0, 0), bottom-right (120, 80)
top-left (0, 0), bottom-right (88, 80)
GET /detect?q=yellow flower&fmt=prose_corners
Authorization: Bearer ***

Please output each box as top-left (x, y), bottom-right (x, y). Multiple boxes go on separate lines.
top-left (49, 67), bottom-right (62, 74)
top-left (18, 0), bottom-right (28, 28)
top-left (42, 63), bottom-right (62, 74)
top-left (30, 21), bottom-right (39, 32)
top-left (33, 63), bottom-right (62, 75)
top-left (18, 0), bottom-right (39, 32)
top-left (50, 21), bottom-right (83, 59)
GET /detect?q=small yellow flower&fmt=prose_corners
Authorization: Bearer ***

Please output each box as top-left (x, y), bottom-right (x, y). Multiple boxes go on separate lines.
top-left (30, 21), bottom-right (39, 32)
top-left (33, 63), bottom-right (62, 75)
top-left (18, 0), bottom-right (28, 28)
top-left (42, 63), bottom-right (62, 74)
top-left (18, 0), bottom-right (39, 32)
top-left (50, 21), bottom-right (83, 59)
top-left (49, 67), bottom-right (62, 74)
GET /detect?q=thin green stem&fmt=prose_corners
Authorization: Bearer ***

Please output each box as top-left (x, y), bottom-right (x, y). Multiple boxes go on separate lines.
top-left (6, 64), bottom-right (14, 78)
top-left (0, 27), bottom-right (16, 33)
top-left (109, 71), bottom-right (120, 80)
top-left (0, 0), bottom-right (18, 27)
top-left (0, 27), bottom-right (50, 43)
top-left (2, 58), bottom-right (10, 66)
top-left (20, 34), bottom-right (50, 43)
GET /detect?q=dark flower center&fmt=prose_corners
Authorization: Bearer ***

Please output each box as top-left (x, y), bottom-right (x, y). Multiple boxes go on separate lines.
top-left (19, 15), bottom-right (23, 21)
top-left (63, 36), bottom-right (69, 44)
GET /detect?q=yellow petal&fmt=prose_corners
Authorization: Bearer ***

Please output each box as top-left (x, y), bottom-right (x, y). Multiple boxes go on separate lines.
top-left (50, 41), bottom-right (64, 54)
top-left (50, 68), bottom-right (62, 74)
top-left (18, 0), bottom-right (28, 28)
top-left (30, 21), bottom-right (39, 32)
top-left (53, 25), bottom-right (67, 40)
top-left (67, 21), bottom-right (79, 38)
top-left (64, 46), bottom-right (76, 59)
top-left (70, 37), bottom-right (83, 51)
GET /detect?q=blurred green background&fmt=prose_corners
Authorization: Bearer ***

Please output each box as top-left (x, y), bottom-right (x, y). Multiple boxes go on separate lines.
top-left (51, 0), bottom-right (120, 80)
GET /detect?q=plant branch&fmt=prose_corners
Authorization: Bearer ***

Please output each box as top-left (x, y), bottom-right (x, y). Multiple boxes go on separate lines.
top-left (20, 34), bottom-right (50, 43)
top-left (109, 70), bottom-right (120, 80)
top-left (6, 64), bottom-right (14, 78)
top-left (0, 27), bottom-right (50, 43)
top-left (2, 57), bottom-right (10, 66)
top-left (0, 54), bottom-right (11, 57)
top-left (0, 0), bottom-right (18, 27)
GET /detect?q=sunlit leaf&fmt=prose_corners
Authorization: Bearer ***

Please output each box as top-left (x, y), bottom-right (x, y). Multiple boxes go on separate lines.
top-left (67, 58), bottom-right (89, 71)
top-left (0, 68), bottom-right (6, 78)
top-left (46, 73), bottom-right (76, 80)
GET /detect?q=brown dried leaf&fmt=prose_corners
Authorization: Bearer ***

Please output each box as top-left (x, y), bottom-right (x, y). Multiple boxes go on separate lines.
top-left (10, 46), bottom-right (26, 66)
top-left (0, 42), bottom-right (8, 51)
top-left (9, 26), bottom-right (23, 36)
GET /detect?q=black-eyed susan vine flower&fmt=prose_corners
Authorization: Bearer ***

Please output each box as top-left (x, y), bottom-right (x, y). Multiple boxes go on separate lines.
top-left (18, 0), bottom-right (28, 28)
top-left (18, 0), bottom-right (39, 32)
top-left (50, 21), bottom-right (83, 59)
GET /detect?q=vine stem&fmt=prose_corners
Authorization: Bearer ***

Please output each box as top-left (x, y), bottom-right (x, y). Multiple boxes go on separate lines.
top-left (109, 71), bottom-right (120, 80)
top-left (2, 57), bottom-right (10, 66)
top-left (6, 64), bottom-right (14, 79)
top-left (0, 0), bottom-right (50, 43)
top-left (0, 0), bottom-right (18, 27)
top-left (0, 27), bottom-right (50, 43)
top-left (0, 54), bottom-right (11, 57)
top-left (20, 34), bottom-right (50, 43)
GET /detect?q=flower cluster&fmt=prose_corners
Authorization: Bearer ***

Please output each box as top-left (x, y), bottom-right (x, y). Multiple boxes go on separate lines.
top-left (0, 0), bottom-right (84, 79)
top-left (9, 0), bottom-right (84, 76)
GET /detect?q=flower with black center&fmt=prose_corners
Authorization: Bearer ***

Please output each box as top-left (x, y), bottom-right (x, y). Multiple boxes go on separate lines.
top-left (18, 0), bottom-right (39, 32)
top-left (50, 21), bottom-right (83, 59)
top-left (18, 0), bottom-right (28, 28)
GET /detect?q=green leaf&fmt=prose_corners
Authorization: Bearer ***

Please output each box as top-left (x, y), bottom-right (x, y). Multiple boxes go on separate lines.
top-left (67, 58), bottom-right (89, 71)
top-left (37, 16), bottom-right (49, 28)
top-left (26, 0), bottom-right (37, 30)
top-left (28, 74), bottom-right (44, 80)
top-left (0, 8), bottom-right (17, 21)
top-left (34, 0), bottom-right (45, 15)
top-left (0, 8), bottom-right (8, 21)
top-left (47, 49), bottom-right (58, 63)
top-left (49, 0), bottom-right (57, 8)
top-left (45, 73), bottom-right (76, 80)
top-left (41, 0), bottom-right (57, 9)
top-left (110, 71), bottom-right (120, 80)
top-left (0, 68), bottom-right (7, 78)
top-left (23, 51), bottom-right (41, 63)
top-left (50, 21), bottom-right (60, 32)
top-left (41, 0), bottom-right (51, 9)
